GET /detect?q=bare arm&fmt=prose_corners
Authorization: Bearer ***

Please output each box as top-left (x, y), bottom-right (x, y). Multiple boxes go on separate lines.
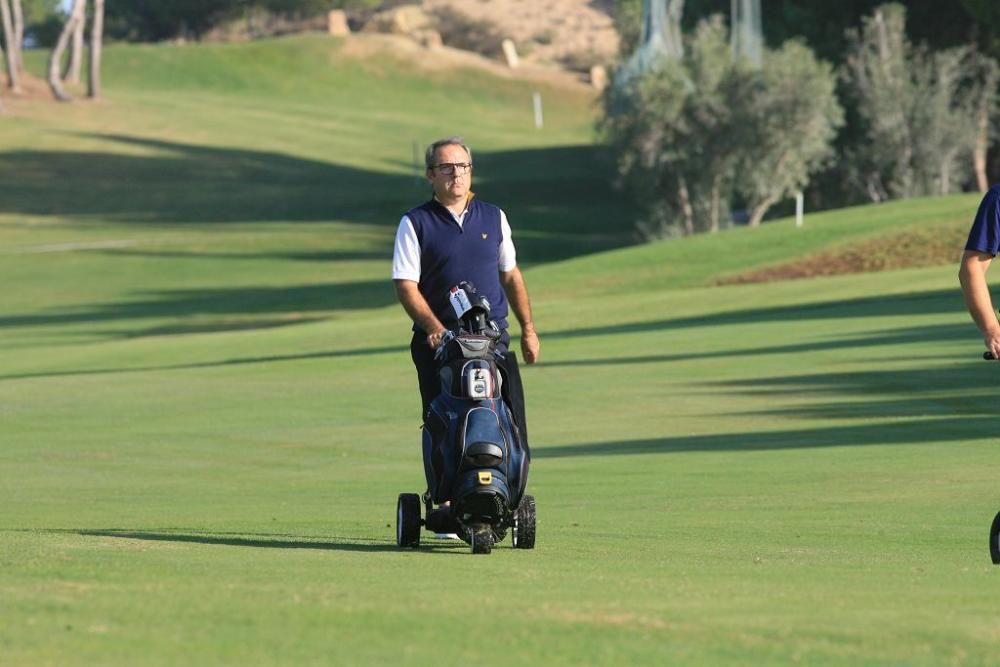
top-left (393, 279), bottom-right (448, 348)
top-left (959, 250), bottom-right (1000, 358)
top-left (500, 266), bottom-right (539, 364)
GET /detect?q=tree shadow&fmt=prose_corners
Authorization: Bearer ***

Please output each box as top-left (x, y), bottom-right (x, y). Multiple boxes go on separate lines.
top-left (0, 135), bottom-right (633, 263)
top-left (536, 415), bottom-right (998, 459)
top-left (72, 528), bottom-right (470, 555)
top-left (542, 322), bottom-right (971, 367)
top-left (741, 396), bottom-right (985, 421)
top-left (0, 280), bottom-right (399, 333)
top-left (101, 248), bottom-right (391, 263)
top-left (538, 315), bottom-right (995, 459)
top-left (0, 134), bottom-right (418, 226)
top-left (717, 363), bottom-right (992, 398)
top-left (547, 288), bottom-right (965, 340)
top-left (77, 528), bottom-right (396, 553)
top-left (0, 343), bottom-right (406, 382)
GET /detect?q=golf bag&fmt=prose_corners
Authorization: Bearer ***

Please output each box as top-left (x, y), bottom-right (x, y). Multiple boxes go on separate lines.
top-left (421, 284), bottom-right (529, 527)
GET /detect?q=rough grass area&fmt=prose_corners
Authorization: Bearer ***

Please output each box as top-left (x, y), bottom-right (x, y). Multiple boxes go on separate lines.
top-left (716, 219), bottom-right (970, 285)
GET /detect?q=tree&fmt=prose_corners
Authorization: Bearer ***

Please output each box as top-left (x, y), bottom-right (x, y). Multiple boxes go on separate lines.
top-left (964, 50), bottom-right (999, 193)
top-left (606, 16), bottom-right (746, 237)
top-left (0, 0), bottom-right (21, 93)
top-left (605, 14), bottom-right (841, 237)
top-left (11, 0), bottom-right (23, 71)
top-left (88, 0), bottom-right (103, 98)
top-left (0, 38), bottom-right (5, 112)
top-left (63, 12), bottom-right (83, 84)
top-left (844, 4), bottom-right (1000, 200)
top-left (47, 0), bottom-right (85, 101)
top-left (739, 40), bottom-right (843, 226)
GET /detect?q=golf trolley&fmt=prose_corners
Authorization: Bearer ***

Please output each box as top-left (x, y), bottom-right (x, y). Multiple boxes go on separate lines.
top-left (396, 282), bottom-right (535, 555)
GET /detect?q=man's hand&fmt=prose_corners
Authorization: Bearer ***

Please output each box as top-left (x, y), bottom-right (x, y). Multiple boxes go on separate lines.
top-left (985, 328), bottom-right (1000, 360)
top-left (427, 329), bottom-right (448, 349)
top-left (520, 323), bottom-right (539, 364)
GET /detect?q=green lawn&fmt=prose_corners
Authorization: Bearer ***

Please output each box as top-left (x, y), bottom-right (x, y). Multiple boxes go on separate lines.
top-left (2, 35), bottom-right (997, 666)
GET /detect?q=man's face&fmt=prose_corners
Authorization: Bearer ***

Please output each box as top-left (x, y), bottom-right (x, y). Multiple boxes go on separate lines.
top-left (427, 144), bottom-right (472, 201)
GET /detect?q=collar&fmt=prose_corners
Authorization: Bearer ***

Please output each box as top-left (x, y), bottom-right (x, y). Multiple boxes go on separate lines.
top-left (433, 191), bottom-right (476, 217)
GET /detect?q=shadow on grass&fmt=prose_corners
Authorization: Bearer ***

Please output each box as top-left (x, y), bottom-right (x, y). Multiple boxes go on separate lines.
top-left (101, 248), bottom-right (391, 262)
top-left (77, 529), bottom-right (395, 553)
top-left (541, 322), bottom-right (970, 368)
top-left (0, 134), bottom-right (415, 226)
top-left (536, 415), bottom-right (997, 458)
top-left (0, 138), bottom-right (634, 341)
top-left (547, 288), bottom-right (965, 341)
top-left (537, 313), bottom-right (995, 458)
top-left (0, 280), bottom-right (399, 333)
top-left (74, 529), bottom-right (470, 554)
top-left (0, 135), bottom-right (632, 263)
top-left (0, 344), bottom-right (406, 382)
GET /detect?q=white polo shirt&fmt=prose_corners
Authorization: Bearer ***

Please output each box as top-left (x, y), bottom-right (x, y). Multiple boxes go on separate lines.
top-left (392, 205), bottom-right (517, 281)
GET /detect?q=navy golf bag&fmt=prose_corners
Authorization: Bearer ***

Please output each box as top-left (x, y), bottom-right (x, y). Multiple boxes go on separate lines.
top-left (397, 281), bottom-right (535, 554)
top-left (422, 331), bottom-right (529, 521)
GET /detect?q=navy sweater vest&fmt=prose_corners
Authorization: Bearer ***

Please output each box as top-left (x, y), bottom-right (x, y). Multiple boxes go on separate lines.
top-left (407, 197), bottom-right (509, 332)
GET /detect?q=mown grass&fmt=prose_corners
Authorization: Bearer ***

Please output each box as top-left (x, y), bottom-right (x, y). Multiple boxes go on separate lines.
top-left (2, 34), bottom-right (996, 666)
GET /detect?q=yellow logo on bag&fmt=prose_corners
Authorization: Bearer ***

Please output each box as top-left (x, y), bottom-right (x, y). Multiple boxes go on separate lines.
top-left (478, 471), bottom-right (492, 485)
top-left (481, 233), bottom-right (488, 240)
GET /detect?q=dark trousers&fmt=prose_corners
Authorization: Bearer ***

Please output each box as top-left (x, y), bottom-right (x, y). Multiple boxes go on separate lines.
top-left (410, 331), bottom-right (529, 448)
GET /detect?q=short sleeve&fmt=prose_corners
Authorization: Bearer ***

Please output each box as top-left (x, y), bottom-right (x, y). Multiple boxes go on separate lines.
top-left (392, 216), bottom-right (422, 281)
top-left (966, 188), bottom-right (1000, 256)
top-left (498, 209), bottom-right (517, 272)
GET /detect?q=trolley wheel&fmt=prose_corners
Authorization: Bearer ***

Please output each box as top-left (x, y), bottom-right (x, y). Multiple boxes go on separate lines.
top-left (470, 529), bottom-right (493, 554)
top-left (512, 495), bottom-right (536, 549)
top-left (990, 511), bottom-right (1000, 564)
top-left (396, 493), bottom-right (421, 548)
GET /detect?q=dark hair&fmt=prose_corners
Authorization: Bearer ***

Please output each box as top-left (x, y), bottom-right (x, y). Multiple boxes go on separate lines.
top-left (425, 136), bottom-right (472, 169)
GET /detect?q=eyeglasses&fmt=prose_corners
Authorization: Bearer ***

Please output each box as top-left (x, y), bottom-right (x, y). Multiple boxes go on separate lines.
top-left (431, 162), bottom-right (472, 175)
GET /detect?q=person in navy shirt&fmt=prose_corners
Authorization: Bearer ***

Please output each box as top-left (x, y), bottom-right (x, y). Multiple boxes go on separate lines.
top-left (960, 185), bottom-right (1000, 358)
top-left (392, 136), bottom-right (540, 430)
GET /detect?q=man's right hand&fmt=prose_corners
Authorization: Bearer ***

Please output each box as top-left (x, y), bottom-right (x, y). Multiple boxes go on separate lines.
top-left (427, 329), bottom-right (448, 349)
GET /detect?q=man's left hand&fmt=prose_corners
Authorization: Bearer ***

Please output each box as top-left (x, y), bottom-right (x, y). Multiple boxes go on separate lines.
top-left (520, 327), bottom-right (540, 364)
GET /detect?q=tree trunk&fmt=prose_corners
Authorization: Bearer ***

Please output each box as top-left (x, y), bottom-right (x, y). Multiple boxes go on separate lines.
top-left (87, 0), bottom-right (104, 99)
top-left (677, 175), bottom-right (695, 235)
top-left (47, 0), bottom-right (86, 102)
top-left (708, 177), bottom-right (720, 233)
top-left (974, 102), bottom-right (990, 193)
top-left (0, 0), bottom-right (20, 93)
top-left (64, 14), bottom-right (84, 84)
top-left (748, 193), bottom-right (779, 227)
top-left (11, 0), bottom-right (22, 72)
top-left (939, 151), bottom-right (953, 195)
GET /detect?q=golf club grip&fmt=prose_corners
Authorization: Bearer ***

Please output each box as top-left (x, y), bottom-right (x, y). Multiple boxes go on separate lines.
top-left (986, 351), bottom-right (996, 360)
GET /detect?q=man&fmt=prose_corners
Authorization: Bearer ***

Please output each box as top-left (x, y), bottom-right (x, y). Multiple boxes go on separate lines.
top-left (392, 136), bottom-right (540, 437)
top-left (960, 184), bottom-right (1000, 359)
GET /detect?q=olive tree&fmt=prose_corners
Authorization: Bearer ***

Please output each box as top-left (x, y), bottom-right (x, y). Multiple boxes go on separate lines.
top-left (844, 3), bottom-right (1000, 199)
top-left (0, 0), bottom-right (21, 93)
top-left (739, 40), bottom-right (843, 226)
top-left (605, 16), bottom-right (746, 238)
top-left (48, 0), bottom-right (104, 101)
top-left (605, 15), bottom-right (841, 237)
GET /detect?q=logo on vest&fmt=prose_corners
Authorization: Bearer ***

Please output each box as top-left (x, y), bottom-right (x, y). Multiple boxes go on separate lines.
top-left (481, 233), bottom-right (488, 240)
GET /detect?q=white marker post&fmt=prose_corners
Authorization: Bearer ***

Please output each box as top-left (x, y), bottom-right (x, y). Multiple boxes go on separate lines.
top-left (533, 91), bottom-right (543, 129)
top-left (795, 191), bottom-right (804, 228)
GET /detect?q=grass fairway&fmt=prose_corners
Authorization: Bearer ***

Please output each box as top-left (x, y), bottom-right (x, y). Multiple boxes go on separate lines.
top-left (2, 35), bottom-right (998, 666)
